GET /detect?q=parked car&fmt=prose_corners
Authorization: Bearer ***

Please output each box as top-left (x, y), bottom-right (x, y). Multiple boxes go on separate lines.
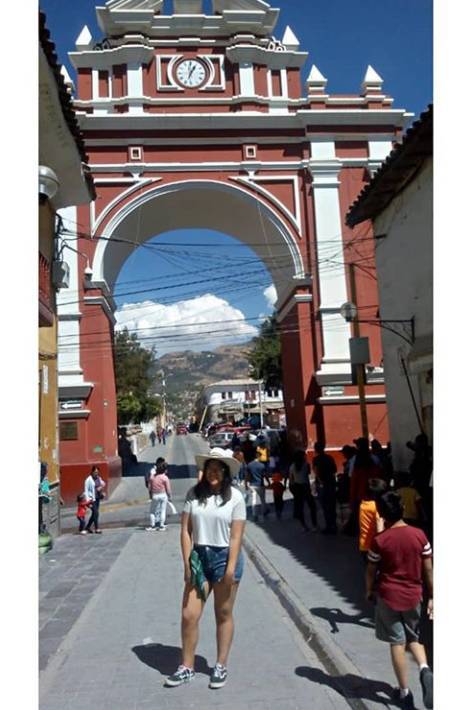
top-left (176, 423), bottom-right (188, 435)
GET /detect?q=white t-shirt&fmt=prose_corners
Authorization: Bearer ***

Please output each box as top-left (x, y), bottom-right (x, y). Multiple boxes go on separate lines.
top-left (183, 486), bottom-right (246, 547)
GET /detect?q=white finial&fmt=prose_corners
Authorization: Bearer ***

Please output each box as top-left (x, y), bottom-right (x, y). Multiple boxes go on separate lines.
top-left (307, 64), bottom-right (327, 91)
top-left (282, 25), bottom-right (300, 50)
top-left (61, 66), bottom-right (76, 94)
top-left (362, 64), bottom-right (384, 92)
top-left (76, 25), bottom-right (94, 51)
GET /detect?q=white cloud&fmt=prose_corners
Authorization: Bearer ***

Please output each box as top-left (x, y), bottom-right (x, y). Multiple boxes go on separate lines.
top-left (263, 285), bottom-right (278, 309)
top-left (115, 294), bottom-right (258, 354)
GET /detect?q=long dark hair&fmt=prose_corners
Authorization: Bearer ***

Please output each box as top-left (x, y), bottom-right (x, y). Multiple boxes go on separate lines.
top-left (154, 458), bottom-right (167, 475)
top-left (194, 459), bottom-right (232, 506)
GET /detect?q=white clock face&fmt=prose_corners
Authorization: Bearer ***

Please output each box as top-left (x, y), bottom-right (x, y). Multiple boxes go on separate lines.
top-left (176, 59), bottom-right (207, 88)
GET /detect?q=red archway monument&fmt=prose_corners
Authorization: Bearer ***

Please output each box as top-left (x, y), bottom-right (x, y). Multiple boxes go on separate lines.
top-left (57, 0), bottom-right (410, 501)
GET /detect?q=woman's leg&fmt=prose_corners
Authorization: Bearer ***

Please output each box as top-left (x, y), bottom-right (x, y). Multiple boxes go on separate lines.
top-left (86, 501), bottom-right (97, 531)
top-left (249, 486), bottom-right (259, 520)
top-left (95, 500), bottom-right (101, 530)
top-left (213, 580), bottom-right (240, 667)
top-left (293, 486), bottom-right (306, 528)
top-left (181, 583), bottom-right (209, 668)
top-left (158, 494), bottom-right (167, 528)
top-left (304, 486), bottom-right (317, 527)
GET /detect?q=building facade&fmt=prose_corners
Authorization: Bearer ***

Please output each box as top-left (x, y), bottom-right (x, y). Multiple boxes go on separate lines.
top-left (347, 106), bottom-right (433, 470)
top-left (39, 13), bottom-right (95, 525)
top-left (198, 379), bottom-right (284, 427)
top-left (58, 0), bottom-right (411, 498)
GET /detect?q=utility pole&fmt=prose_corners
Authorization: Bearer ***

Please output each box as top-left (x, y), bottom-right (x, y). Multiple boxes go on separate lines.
top-left (349, 263), bottom-right (369, 438)
top-left (258, 379), bottom-right (264, 430)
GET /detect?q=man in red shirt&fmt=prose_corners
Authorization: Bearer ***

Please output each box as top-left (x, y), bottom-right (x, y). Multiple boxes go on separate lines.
top-left (366, 491), bottom-right (433, 709)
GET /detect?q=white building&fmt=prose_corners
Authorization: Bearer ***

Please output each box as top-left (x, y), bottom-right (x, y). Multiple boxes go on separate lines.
top-left (346, 106), bottom-right (433, 470)
top-left (198, 379), bottom-right (284, 427)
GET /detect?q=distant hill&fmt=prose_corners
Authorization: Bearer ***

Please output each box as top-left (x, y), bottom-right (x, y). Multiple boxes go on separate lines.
top-left (151, 343), bottom-right (253, 420)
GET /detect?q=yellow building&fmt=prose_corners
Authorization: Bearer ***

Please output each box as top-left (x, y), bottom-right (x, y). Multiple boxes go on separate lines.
top-left (39, 13), bottom-right (95, 536)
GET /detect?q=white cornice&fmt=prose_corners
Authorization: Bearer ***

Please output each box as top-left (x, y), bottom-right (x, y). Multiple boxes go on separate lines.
top-left (76, 108), bottom-right (410, 132)
top-left (69, 44), bottom-right (154, 70)
top-left (73, 93), bottom-right (306, 109)
top-left (276, 293), bottom-right (313, 322)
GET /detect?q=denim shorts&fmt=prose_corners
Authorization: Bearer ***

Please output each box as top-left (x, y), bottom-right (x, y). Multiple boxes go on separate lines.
top-left (375, 597), bottom-right (421, 644)
top-left (193, 545), bottom-right (244, 584)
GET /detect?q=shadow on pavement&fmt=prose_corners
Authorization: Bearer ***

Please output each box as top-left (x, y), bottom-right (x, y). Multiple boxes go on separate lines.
top-left (122, 461), bottom-right (151, 478)
top-left (295, 666), bottom-right (398, 707)
top-left (132, 643), bottom-right (212, 677)
top-left (309, 607), bottom-right (375, 634)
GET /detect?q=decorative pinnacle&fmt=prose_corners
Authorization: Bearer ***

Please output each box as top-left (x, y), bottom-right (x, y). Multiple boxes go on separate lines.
top-left (362, 64), bottom-right (384, 93)
top-left (75, 25), bottom-right (94, 51)
top-left (307, 64), bottom-right (327, 90)
top-left (61, 66), bottom-right (75, 94)
top-left (282, 25), bottom-right (300, 50)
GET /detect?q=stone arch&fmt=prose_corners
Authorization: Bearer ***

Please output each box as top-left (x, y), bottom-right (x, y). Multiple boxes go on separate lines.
top-left (91, 178), bottom-right (306, 301)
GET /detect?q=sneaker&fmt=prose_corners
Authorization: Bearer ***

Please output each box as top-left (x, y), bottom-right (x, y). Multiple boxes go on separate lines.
top-left (391, 689), bottom-right (415, 709)
top-left (420, 667), bottom-right (433, 708)
top-left (165, 665), bottom-right (195, 687)
top-left (87, 529), bottom-right (94, 534)
top-left (158, 526), bottom-right (167, 531)
top-left (94, 530), bottom-right (102, 534)
top-left (209, 663), bottom-right (228, 689)
top-left (79, 530), bottom-right (87, 535)
top-left (145, 527), bottom-right (156, 532)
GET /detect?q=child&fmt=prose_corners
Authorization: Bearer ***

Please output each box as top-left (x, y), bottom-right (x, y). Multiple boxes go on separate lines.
top-left (359, 478), bottom-right (387, 562)
top-left (367, 491), bottom-right (433, 709)
top-left (270, 471), bottom-right (285, 520)
top-left (146, 459), bottom-right (172, 531)
top-left (395, 472), bottom-right (422, 526)
top-left (76, 493), bottom-right (91, 535)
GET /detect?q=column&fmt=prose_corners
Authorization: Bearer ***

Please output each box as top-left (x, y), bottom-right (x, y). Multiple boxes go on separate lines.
top-left (309, 140), bottom-right (352, 383)
top-left (127, 62), bottom-right (144, 114)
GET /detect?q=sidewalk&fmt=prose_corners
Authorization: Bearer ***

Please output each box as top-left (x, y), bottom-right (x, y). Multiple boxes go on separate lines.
top-left (243, 502), bottom-right (432, 710)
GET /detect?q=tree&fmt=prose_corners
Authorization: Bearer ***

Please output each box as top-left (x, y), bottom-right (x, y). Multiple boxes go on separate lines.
top-left (247, 314), bottom-right (282, 389)
top-left (114, 328), bottom-right (162, 425)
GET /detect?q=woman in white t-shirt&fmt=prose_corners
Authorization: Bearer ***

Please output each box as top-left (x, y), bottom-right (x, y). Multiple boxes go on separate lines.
top-left (165, 448), bottom-right (246, 691)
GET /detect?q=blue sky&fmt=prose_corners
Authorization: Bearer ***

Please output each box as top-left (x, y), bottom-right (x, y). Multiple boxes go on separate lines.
top-left (40, 0), bottom-right (433, 353)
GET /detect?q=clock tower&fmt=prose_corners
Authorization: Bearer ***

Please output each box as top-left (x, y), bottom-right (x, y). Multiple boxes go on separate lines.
top-left (57, 0), bottom-right (410, 502)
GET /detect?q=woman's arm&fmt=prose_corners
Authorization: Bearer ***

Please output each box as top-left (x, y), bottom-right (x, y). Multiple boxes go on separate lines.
top-left (225, 520), bottom-right (246, 582)
top-left (180, 512), bottom-right (194, 583)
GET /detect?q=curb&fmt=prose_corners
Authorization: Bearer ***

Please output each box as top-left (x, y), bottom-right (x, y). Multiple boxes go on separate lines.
top-left (243, 533), bottom-right (380, 710)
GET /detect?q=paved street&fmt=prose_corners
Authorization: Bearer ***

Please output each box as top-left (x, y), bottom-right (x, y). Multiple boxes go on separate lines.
top-left (41, 435), bottom-right (430, 710)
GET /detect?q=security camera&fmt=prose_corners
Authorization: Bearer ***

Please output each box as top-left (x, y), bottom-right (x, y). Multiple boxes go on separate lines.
top-left (39, 166), bottom-right (60, 203)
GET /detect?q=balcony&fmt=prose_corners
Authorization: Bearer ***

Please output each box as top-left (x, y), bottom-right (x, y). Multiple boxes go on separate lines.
top-left (39, 252), bottom-right (54, 326)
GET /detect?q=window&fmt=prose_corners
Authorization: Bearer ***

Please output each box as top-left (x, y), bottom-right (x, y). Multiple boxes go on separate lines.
top-left (129, 146), bottom-right (143, 161)
top-left (221, 392), bottom-right (226, 400)
top-left (60, 421), bottom-right (79, 441)
top-left (244, 145), bottom-right (257, 160)
top-left (228, 392), bottom-right (233, 399)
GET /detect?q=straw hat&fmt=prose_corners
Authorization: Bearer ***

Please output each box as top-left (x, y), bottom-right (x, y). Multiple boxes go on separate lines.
top-left (195, 448), bottom-right (241, 478)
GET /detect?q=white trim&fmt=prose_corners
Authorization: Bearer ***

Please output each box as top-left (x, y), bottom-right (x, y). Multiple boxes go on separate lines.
top-left (157, 55), bottom-right (182, 92)
top-left (280, 68), bottom-right (288, 99)
top-left (276, 293), bottom-right (313, 323)
top-left (318, 394), bottom-right (386, 405)
top-left (266, 69), bottom-right (273, 98)
top-left (75, 108), bottom-right (411, 131)
top-left (92, 179), bottom-right (306, 290)
top-left (83, 295), bottom-right (117, 325)
top-left (59, 409), bottom-right (91, 420)
top-left (75, 94), bottom-right (306, 109)
top-left (92, 178), bottom-right (159, 234)
top-left (231, 174), bottom-right (302, 236)
top-left (239, 62), bottom-right (255, 97)
top-left (200, 55), bottom-right (225, 91)
top-left (89, 160), bottom-right (305, 172)
top-left (92, 69), bottom-right (99, 100)
top-left (368, 139), bottom-right (393, 161)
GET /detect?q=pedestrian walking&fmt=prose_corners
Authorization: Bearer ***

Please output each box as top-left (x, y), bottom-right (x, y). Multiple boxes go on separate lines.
top-left (366, 491), bottom-right (433, 709)
top-left (288, 449), bottom-right (318, 532)
top-left (146, 459), bottom-right (172, 531)
top-left (241, 433), bottom-right (255, 464)
top-left (161, 427), bottom-right (167, 445)
top-left (256, 435), bottom-right (270, 475)
top-left (270, 471), bottom-right (285, 520)
top-left (84, 467), bottom-right (106, 534)
top-left (359, 478), bottom-right (386, 562)
top-left (245, 450), bottom-right (271, 522)
top-left (232, 447), bottom-right (246, 488)
top-left (149, 430), bottom-right (157, 447)
top-left (76, 493), bottom-right (92, 535)
top-left (395, 472), bottom-right (423, 526)
top-left (165, 448), bottom-right (246, 690)
top-left (312, 442), bottom-right (338, 534)
top-left (345, 438), bottom-right (383, 535)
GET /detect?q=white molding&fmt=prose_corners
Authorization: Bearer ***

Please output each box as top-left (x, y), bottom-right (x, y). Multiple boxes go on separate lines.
top-left (276, 293), bottom-right (313, 323)
top-left (89, 159), bottom-right (304, 172)
top-left (83, 295), bottom-right (117, 325)
top-left (92, 178), bottom-right (160, 233)
top-left (59, 409), bottom-right (91, 420)
top-left (318, 394), bottom-right (386, 405)
top-left (231, 174), bottom-right (302, 235)
top-left (74, 93), bottom-right (306, 109)
top-left (280, 68), bottom-right (288, 99)
top-left (92, 178), bottom-right (306, 288)
top-left (75, 109), bottom-right (410, 131)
